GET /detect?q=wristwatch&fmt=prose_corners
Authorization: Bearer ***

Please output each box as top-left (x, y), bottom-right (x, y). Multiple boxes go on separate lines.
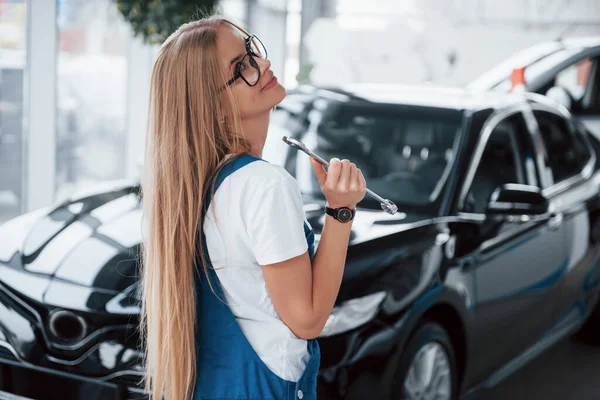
top-left (325, 206), bottom-right (356, 223)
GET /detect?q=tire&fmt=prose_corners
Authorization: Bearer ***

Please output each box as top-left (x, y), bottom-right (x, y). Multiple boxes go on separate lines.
top-left (383, 322), bottom-right (459, 400)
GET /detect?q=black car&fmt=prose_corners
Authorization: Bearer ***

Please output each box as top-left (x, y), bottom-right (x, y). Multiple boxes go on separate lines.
top-left (1, 84), bottom-right (600, 400)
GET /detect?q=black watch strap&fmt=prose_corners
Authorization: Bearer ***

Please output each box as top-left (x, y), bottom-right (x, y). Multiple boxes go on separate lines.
top-left (325, 206), bottom-right (356, 222)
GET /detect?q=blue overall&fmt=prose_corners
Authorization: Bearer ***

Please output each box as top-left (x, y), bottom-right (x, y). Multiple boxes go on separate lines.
top-left (192, 154), bottom-right (320, 400)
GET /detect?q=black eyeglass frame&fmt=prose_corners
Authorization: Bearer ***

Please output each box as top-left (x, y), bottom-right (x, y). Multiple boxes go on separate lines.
top-left (225, 34), bottom-right (268, 87)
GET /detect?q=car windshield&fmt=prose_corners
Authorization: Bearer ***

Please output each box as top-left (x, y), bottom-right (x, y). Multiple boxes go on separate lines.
top-left (268, 104), bottom-right (463, 208)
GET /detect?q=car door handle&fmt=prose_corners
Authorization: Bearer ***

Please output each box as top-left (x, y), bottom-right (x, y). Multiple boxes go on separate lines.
top-left (547, 212), bottom-right (564, 230)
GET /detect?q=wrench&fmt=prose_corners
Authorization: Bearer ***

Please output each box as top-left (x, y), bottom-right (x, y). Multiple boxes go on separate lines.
top-left (282, 136), bottom-right (399, 215)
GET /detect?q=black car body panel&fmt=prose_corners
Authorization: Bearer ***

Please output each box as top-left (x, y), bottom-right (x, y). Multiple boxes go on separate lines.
top-left (2, 84), bottom-right (600, 399)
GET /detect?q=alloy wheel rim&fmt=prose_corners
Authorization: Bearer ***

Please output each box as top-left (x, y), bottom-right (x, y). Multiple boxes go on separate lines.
top-left (402, 342), bottom-right (452, 400)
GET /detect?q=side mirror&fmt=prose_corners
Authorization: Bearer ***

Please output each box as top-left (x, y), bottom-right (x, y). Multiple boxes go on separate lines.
top-left (486, 184), bottom-right (549, 216)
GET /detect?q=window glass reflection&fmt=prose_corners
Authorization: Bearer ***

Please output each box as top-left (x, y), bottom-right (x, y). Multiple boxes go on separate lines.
top-left (0, 0), bottom-right (27, 224)
top-left (56, 0), bottom-right (129, 202)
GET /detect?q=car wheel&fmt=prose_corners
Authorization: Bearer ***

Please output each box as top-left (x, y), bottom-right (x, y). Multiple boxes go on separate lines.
top-left (385, 322), bottom-right (458, 400)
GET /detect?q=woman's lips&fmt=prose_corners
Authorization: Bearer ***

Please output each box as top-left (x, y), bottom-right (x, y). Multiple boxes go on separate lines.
top-left (263, 76), bottom-right (278, 90)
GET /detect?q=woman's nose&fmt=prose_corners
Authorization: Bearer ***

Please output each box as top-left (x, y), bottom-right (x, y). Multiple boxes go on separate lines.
top-left (256, 56), bottom-right (271, 75)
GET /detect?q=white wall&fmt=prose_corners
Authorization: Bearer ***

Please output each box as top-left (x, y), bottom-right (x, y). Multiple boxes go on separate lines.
top-left (304, 0), bottom-right (600, 87)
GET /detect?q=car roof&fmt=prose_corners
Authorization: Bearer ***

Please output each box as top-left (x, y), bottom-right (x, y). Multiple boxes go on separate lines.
top-left (468, 36), bottom-right (600, 90)
top-left (560, 36), bottom-right (600, 49)
top-left (288, 83), bottom-right (532, 113)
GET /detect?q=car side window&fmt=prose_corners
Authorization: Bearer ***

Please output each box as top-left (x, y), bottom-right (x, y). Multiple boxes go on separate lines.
top-left (544, 56), bottom-right (600, 114)
top-left (464, 114), bottom-right (529, 214)
top-left (555, 58), bottom-right (594, 102)
top-left (264, 103), bottom-right (311, 174)
top-left (534, 110), bottom-right (591, 185)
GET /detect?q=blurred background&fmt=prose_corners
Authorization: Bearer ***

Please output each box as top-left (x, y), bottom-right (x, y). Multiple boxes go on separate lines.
top-left (2, 0), bottom-right (600, 225)
top-left (2, 1), bottom-right (600, 399)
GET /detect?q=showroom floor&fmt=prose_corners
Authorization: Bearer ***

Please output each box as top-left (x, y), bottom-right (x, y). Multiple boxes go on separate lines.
top-left (485, 337), bottom-right (600, 399)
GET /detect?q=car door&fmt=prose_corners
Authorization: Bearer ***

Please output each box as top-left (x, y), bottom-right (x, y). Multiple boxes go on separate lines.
top-left (530, 106), bottom-right (598, 326)
top-left (534, 51), bottom-right (600, 140)
top-left (457, 108), bottom-right (567, 384)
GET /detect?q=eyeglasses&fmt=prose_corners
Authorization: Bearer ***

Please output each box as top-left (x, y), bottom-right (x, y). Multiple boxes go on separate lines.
top-left (225, 34), bottom-right (268, 87)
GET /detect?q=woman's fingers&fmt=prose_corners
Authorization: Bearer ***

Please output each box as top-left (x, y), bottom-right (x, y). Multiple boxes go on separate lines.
top-left (324, 158), bottom-right (341, 190)
top-left (348, 163), bottom-right (358, 191)
top-left (319, 158), bottom-right (367, 209)
top-left (358, 168), bottom-right (366, 191)
top-left (310, 157), bottom-right (327, 187)
top-left (337, 159), bottom-right (351, 190)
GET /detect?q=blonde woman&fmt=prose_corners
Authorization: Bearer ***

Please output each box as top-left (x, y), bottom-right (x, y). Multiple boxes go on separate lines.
top-left (141, 16), bottom-right (366, 400)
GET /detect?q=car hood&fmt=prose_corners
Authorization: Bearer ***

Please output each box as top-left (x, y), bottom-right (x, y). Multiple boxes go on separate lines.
top-left (0, 182), bottom-right (444, 312)
top-left (0, 181), bottom-right (143, 313)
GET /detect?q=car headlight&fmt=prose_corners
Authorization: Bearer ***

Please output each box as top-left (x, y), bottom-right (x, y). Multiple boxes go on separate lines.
top-left (319, 291), bottom-right (387, 337)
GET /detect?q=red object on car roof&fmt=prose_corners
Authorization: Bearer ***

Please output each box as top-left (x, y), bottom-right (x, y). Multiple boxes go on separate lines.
top-left (510, 66), bottom-right (527, 92)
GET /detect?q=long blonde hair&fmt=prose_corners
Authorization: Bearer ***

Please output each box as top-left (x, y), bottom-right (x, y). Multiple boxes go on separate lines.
top-left (140, 16), bottom-right (252, 400)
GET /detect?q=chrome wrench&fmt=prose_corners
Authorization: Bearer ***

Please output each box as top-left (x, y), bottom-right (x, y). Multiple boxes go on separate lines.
top-left (282, 136), bottom-right (399, 215)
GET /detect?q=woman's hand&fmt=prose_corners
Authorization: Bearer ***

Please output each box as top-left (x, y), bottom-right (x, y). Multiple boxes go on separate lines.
top-left (310, 157), bottom-right (367, 209)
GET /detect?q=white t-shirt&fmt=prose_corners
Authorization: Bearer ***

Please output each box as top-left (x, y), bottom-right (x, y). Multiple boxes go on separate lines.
top-left (203, 159), bottom-right (311, 382)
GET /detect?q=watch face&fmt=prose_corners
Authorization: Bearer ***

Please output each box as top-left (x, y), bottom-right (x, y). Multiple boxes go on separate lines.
top-left (337, 208), bottom-right (353, 222)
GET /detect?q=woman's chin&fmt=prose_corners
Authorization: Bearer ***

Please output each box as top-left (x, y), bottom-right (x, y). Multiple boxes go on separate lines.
top-left (272, 84), bottom-right (287, 105)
